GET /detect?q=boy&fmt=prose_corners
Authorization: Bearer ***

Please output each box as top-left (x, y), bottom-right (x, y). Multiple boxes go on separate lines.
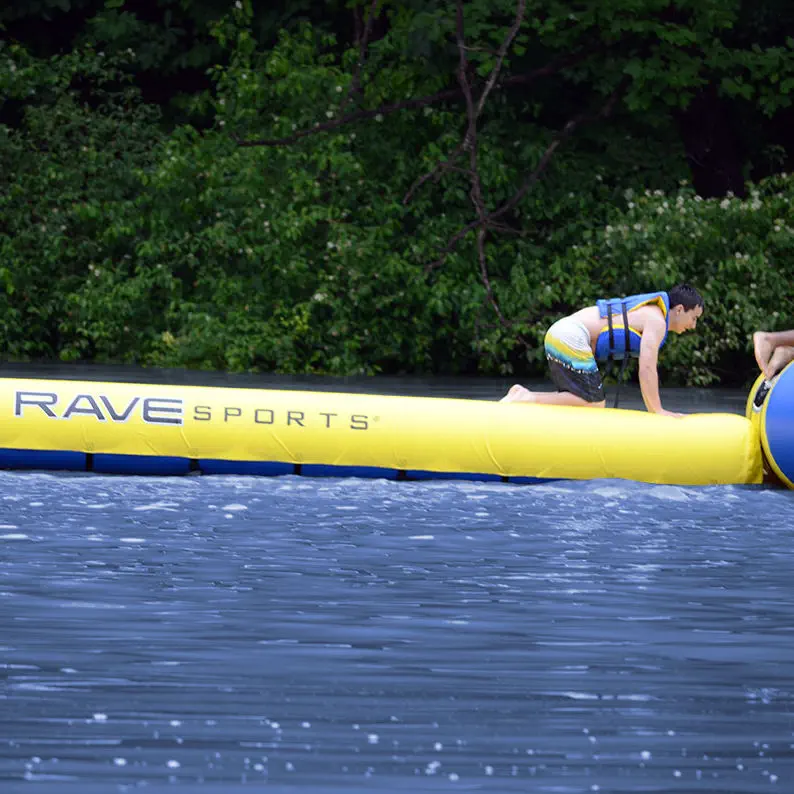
top-left (501, 284), bottom-right (704, 417)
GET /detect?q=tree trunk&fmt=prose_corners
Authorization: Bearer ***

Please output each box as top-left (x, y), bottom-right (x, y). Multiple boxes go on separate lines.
top-left (674, 85), bottom-right (747, 198)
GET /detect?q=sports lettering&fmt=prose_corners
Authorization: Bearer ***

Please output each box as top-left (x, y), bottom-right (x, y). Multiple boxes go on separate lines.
top-left (194, 405), bottom-right (369, 430)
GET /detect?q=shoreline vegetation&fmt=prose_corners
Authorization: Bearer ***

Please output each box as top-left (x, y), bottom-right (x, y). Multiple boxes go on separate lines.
top-left (2, 1), bottom-right (793, 387)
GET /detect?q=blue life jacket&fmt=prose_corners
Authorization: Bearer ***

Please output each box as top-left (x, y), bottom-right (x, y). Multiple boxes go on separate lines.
top-left (594, 291), bottom-right (670, 362)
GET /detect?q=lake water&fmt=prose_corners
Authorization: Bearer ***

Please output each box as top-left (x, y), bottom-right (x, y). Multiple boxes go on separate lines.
top-left (1, 366), bottom-right (792, 793)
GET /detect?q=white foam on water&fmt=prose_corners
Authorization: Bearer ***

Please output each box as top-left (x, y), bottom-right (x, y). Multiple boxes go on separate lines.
top-left (1, 533), bottom-right (30, 540)
top-left (590, 486), bottom-right (628, 499)
top-left (133, 502), bottom-right (181, 512)
top-left (647, 485), bottom-right (691, 502)
top-left (222, 503), bottom-right (248, 511)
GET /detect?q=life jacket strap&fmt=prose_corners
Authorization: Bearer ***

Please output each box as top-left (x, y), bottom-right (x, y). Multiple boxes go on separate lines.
top-left (613, 302), bottom-right (631, 408)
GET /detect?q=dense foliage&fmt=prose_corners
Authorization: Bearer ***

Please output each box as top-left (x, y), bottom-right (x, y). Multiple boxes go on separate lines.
top-left (2, 0), bottom-right (793, 384)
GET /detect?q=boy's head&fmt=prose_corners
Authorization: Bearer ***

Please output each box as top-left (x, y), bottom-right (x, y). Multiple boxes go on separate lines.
top-left (668, 284), bottom-right (704, 334)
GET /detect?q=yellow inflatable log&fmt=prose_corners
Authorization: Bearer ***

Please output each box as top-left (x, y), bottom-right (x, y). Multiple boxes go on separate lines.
top-left (0, 377), bottom-right (762, 486)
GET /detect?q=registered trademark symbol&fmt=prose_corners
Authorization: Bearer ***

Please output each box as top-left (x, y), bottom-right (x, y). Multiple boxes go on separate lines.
top-left (372, 416), bottom-right (380, 422)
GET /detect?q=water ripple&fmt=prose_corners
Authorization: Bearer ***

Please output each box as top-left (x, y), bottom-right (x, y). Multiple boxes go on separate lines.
top-left (1, 473), bottom-right (793, 792)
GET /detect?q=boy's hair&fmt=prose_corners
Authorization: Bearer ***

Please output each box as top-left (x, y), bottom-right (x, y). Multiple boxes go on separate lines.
top-left (668, 284), bottom-right (704, 312)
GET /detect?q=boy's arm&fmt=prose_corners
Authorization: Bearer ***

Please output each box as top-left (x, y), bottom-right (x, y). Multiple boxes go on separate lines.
top-left (639, 317), bottom-right (682, 417)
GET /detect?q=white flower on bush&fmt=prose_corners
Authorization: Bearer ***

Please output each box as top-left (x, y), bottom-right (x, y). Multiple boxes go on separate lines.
top-left (720, 199), bottom-right (731, 209)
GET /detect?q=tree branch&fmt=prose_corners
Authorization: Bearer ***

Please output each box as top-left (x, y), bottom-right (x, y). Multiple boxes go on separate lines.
top-left (339, 0), bottom-right (381, 117)
top-left (456, 0), bottom-right (529, 344)
top-left (237, 88), bottom-right (461, 147)
top-left (402, 142), bottom-right (466, 205)
top-left (475, 0), bottom-right (525, 118)
top-left (402, 46), bottom-right (592, 205)
top-left (237, 47), bottom-right (601, 148)
top-left (428, 75), bottom-right (630, 269)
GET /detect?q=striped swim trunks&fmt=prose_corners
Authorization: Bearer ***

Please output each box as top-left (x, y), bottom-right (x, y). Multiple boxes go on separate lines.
top-left (544, 317), bottom-right (605, 403)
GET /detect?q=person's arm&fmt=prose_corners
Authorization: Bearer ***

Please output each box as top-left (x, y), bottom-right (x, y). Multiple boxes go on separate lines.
top-left (639, 316), bottom-right (682, 417)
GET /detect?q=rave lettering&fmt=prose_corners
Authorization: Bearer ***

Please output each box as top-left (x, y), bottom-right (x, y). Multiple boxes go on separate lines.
top-left (14, 391), bottom-right (184, 426)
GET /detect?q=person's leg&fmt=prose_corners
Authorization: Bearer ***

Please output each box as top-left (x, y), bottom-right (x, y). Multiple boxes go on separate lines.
top-left (754, 331), bottom-right (794, 377)
top-left (754, 331), bottom-right (773, 374)
top-left (768, 345), bottom-right (794, 377)
top-left (501, 319), bottom-right (606, 407)
top-left (500, 384), bottom-right (534, 402)
top-left (531, 391), bottom-right (605, 407)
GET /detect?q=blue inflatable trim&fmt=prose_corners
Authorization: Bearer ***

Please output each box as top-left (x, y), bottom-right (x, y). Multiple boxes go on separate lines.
top-left (93, 454), bottom-right (191, 476)
top-left (0, 447), bottom-right (563, 484)
top-left (405, 469), bottom-right (503, 482)
top-left (199, 459), bottom-right (293, 476)
top-left (300, 463), bottom-right (399, 479)
top-left (0, 448), bottom-right (85, 471)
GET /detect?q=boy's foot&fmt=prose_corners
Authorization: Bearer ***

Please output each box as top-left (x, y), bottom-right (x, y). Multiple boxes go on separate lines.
top-left (500, 384), bottom-right (535, 403)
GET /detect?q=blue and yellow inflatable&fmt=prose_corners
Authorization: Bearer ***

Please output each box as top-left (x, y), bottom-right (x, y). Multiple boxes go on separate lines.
top-left (746, 361), bottom-right (794, 488)
top-left (0, 376), bottom-right (767, 486)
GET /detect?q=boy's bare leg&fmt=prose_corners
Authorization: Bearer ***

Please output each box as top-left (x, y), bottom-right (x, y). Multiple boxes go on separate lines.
top-left (500, 384), bottom-right (605, 408)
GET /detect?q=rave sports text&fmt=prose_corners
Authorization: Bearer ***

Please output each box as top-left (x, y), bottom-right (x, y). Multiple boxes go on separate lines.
top-left (14, 391), bottom-right (370, 430)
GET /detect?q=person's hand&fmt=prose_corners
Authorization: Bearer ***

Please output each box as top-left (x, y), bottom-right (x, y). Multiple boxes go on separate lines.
top-left (657, 409), bottom-right (685, 418)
